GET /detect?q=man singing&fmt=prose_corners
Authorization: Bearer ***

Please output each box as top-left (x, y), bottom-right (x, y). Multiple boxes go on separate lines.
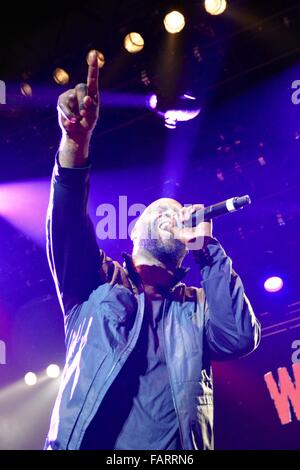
top-left (45, 52), bottom-right (260, 450)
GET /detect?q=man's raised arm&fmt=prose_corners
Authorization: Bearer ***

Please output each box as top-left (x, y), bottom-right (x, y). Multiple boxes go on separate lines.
top-left (167, 204), bottom-right (261, 360)
top-left (47, 52), bottom-right (104, 316)
top-left (57, 50), bottom-right (99, 168)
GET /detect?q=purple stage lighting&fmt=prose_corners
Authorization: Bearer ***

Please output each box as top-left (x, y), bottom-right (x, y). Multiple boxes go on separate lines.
top-left (147, 93), bottom-right (158, 110)
top-left (164, 107), bottom-right (200, 129)
top-left (264, 276), bottom-right (283, 293)
top-left (149, 93), bottom-right (201, 129)
top-left (0, 179), bottom-right (49, 246)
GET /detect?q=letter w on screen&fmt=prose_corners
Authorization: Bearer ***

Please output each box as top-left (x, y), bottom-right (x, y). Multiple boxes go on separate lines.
top-left (264, 364), bottom-right (300, 425)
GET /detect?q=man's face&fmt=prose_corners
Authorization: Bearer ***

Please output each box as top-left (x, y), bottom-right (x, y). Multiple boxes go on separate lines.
top-left (132, 198), bottom-right (187, 267)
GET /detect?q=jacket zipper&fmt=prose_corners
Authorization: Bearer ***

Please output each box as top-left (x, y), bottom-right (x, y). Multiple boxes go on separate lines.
top-left (162, 298), bottom-right (185, 450)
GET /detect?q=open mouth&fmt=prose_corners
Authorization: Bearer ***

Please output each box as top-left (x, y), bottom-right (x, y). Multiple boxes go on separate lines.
top-left (158, 212), bottom-right (180, 233)
top-left (159, 220), bottom-right (172, 231)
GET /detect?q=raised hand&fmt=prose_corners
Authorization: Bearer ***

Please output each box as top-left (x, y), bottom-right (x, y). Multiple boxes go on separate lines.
top-left (57, 50), bottom-right (100, 141)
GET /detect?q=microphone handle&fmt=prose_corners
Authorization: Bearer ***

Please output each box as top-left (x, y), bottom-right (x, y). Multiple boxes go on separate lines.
top-left (192, 195), bottom-right (251, 223)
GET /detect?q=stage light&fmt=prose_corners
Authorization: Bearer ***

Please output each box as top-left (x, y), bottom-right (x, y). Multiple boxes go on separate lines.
top-left (53, 68), bottom-right (69, 85)
top-left (87, 50), bottom-right (105, 68)
top-left (204, 0), bottom-right (227, 16)
top-left (164, 11), bottom-right (185, 34)
top-left (264, 276), bottom-right (283, 293)
top-left (46, 364), bottom-right (60, 379)
top-left (151, 93), bottom-right (201, 129)
top-left (24, 372), bottom-right (37, 386)
top-left (20, 82), bottom-right (32, 97)
top-left (124, 32), bottom-right (144, 53)
top-left (147, 93), bottom-right (158, 110)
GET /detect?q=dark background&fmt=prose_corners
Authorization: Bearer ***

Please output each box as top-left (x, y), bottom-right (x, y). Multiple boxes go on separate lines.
top-left (0, 0), bottom-right (300, 449)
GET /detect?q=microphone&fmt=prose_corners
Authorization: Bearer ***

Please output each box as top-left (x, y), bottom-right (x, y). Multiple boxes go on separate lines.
top-left (191, 195), bottom-right (251, 225)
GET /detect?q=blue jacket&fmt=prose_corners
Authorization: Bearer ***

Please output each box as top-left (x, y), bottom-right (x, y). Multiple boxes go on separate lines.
top-left (44, 160), bottom-right (261, 450)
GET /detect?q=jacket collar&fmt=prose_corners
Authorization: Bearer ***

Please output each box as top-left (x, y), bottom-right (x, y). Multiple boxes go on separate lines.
top-left (121, 251), bottom-right (190, 292)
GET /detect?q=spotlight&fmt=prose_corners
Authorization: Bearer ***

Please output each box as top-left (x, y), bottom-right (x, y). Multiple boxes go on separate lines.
top-left (264, 276), bottom-right (283, 293)
top-left (53, 68), bottom-right (69, 85)
top-left (24, 372), bottom-right (37, 386)
top-left (46, 364), bottom-right (60, 379)
top-left (164, 11), bottom-right (185, 34)
top-left (20, 82), bottom-right (32, 97)
top-left (146, 93), bottom-right (158, 110)
top-left (87, 50), bottom-right (105, 69)
top-left (204, 0), bottom-right (227, 16)
top-left (150, 93), bottom-right (201, 129)
top-left (124, 32), bottom-right (144, 53)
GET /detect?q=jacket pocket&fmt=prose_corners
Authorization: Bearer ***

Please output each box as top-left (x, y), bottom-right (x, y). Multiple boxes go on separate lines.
top-left (181, 306), bottom-right (204, 355)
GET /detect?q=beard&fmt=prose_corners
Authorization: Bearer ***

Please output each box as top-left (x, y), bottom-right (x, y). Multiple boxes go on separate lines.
top-left (139, 232), bottom-right (187, 268)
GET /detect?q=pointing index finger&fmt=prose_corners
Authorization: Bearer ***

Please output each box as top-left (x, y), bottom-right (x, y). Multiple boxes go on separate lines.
top-left (87, 50), bottom-right (99, 98)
